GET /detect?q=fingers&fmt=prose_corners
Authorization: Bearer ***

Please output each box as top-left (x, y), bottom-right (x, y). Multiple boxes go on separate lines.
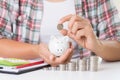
top-left (46, 48), bottom-right (73, 66)
top-left (68, 15), bottom-right (82, 30)
top-left (75, 29), bottom-right (85, 40)
top-left (44, 48), bottom-right (74, 66)
top-left (39, 42), bottom-right (74, 67)
top-left (60, 29), bottom-right (68, 36)
top-left (75, 29), bottom-right (86, 48)
top-left (59, 14), bottom-right (83, 30)
top-left (44, 47), bottom-right (73, 66)
top-left (58, 14), bottom-right (73, 24)
top-left (64, 43), bottom-right (74, 63)
top-left (56, 42), bottom-right (74, 64)
top-left (71, 22), bottom-right (83, 34)
top-left (56, 48), bottom-right (72, 64)
top-left (59, 14), bottom-right (85, 38)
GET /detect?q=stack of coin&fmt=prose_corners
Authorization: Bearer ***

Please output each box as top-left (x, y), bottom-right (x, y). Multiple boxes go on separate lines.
top-left (86, 57), bottom-right (90, 71)
top-left (51, 66), bottom-right (57, 71)
top-left (65, 63), bottom-right (68, 71)
top-left (42, 67), bottom-right (49, 71)
top-left (59, 64), bottom-right (66, 71)
top-left (71, 59), bottom-right (79, 71)
top-left (48, 67), bottom-right (52, 70)
top-left (90, 56), bottom-right (98, 71)
top-left (56, 66), bottom-right (60, 71)
top-left (79, 58), bottom-right (87, 71)
top-left (68, 61), bottom-right (76, 71)
top-left (57, 24), bottom-right (63, 30)
top-left (42, 56), bottom-right (100, 72)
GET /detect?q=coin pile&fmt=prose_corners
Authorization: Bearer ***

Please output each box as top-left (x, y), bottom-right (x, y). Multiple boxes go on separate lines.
top-left (71, 59), bottom-right (79, 71)
top-left (68, 61), bottom-right (76, 71)
top-left (79, 58), bottom-right (87, 71)
top-left (59, 64), bottom-right (66, 71)
top-left (51, 66), bottom-right (57, 71)
top-left (86, 57), bottom-right (90, 71)
top-left (42, 56), bottom-right (99, 72)
top-left (43, 67), bottom-right (49, 70)
top-left (90, 56), bottom-right (98, 71)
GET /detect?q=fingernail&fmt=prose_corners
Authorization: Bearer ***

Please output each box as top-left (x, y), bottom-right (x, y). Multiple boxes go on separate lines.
top-left (58, 21), bottom-right (61, 24)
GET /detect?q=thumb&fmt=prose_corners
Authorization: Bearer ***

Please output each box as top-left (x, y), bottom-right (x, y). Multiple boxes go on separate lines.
top-left (49, 54), bottom-right (56, 61)
top-left (60, 29), bottom-right (68, 36)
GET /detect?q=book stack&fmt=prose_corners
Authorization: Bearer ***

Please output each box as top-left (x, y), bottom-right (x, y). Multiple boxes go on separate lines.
top-left (0, 58), bottom-right (48, 74)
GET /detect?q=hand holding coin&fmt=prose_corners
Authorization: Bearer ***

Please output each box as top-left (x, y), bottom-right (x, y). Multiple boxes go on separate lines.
top-left (57, 24), bottom-right (68, 36)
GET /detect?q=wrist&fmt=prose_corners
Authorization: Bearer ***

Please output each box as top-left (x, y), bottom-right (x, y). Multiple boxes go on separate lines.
top-left (93, 39), bottom-right (103, 54)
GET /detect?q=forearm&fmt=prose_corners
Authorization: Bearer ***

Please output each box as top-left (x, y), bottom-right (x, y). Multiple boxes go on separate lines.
top-left (0, 39), bottom-right (40, 59)
top-left (95, 40), bottom-right (120, 61)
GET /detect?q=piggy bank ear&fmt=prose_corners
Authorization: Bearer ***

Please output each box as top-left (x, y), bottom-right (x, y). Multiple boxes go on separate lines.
top-left (63, 36), bottom-right (69, 42)
top-left (50, 35), bottom-right (57, 40)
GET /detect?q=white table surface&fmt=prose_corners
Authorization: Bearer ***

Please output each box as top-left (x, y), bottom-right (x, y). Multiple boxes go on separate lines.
top-left (0, 61), bottom-right (120, 80)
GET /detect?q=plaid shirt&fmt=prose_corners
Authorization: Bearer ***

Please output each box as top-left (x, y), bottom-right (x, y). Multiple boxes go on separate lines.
top-left (0, 0), bottom-right (120, 55)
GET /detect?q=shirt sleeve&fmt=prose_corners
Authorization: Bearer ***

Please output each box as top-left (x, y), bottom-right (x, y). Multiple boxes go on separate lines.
top-left (0, 0), bottom-right (12, 39)
top-left (97, 0), bottom-right (120, 41)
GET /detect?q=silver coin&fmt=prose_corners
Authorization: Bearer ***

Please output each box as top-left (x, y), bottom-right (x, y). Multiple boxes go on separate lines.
top-left (57, 24), bottom-right (63, 30)
top-left (79, 58), bottom-right (87, 71)
top-left (51, 66), bottom-right (57, 71)
top-left (90, 56), bottom-right (98, 71)
top-left (68, 62), bottom-right (76, 71)
top-left (71, 59), bottom-right (79, 71)
top-left (59, 64), bottom-right (66, 71)
top-left (86, 57), bottom-right (90, 71)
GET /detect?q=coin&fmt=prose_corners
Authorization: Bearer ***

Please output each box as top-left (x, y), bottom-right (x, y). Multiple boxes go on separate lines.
top-left (79, 58), bottom-right (87, 71)
top-left (68, 61), bottom-right (76, 71)
top-left (59, 64), bottom-right (66, 71)
top-left (57, 24), bottom-right (63, 30)
top-left (51, 66), bottom-right (57, 71)
top-left (71, 59), bottom-right (79, 71)
top-left (90, 56), bottom-right (98, 71)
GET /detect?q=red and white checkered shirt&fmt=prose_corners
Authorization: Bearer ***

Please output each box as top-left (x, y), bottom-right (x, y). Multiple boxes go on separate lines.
top-left (0, 0), bottom-right (120, 55)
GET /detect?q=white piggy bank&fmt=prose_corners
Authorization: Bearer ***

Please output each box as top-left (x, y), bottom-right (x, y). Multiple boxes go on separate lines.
top-left (48, 36), bottom-right (70, 56)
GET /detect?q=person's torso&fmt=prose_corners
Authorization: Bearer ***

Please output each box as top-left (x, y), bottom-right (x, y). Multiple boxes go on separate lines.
top-left (40, 0), bottom-right (75, 43)
top-left (1, 0), bottom-right (100, 56)
top-left (40, 0), bottom-right (80, 58)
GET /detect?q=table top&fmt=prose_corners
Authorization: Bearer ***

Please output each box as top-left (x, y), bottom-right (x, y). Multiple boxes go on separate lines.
top-left (0, 61), bottom-right (120, 80)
